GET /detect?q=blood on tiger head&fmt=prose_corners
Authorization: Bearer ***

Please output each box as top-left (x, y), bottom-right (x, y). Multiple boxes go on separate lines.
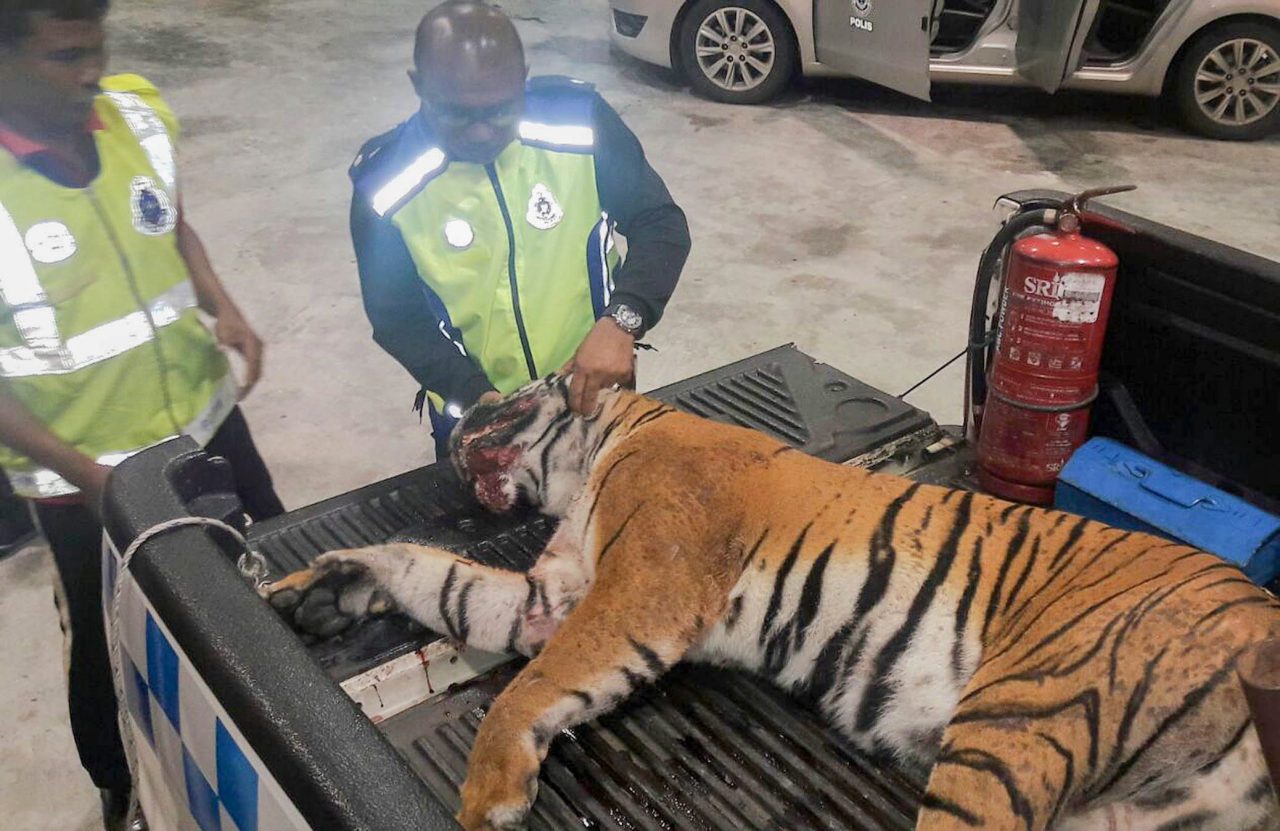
top-left (448, 375), bottom-right (576, 513)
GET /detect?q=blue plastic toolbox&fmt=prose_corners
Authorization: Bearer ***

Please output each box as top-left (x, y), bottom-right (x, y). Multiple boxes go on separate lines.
top-left (1056, 438), bottom-right (1280, 585)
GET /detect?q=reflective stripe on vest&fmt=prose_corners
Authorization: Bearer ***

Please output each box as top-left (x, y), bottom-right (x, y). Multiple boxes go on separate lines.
top-left (5, 374), bottom-right (237, 498)
top-left (0, 202), bottom-right (198, 377)
top-left (0, 279), bottom-right (197, 377)
top-left (371, 119), bottom-right (596, 218)
top-left (517, 121), bottom-right (594, 148)
top-left (104, 91), bottom-right (177, 196)
top-left (0, 201), bottom-right (61, 353)
top-left (372, 147), bottom-right (446, 217)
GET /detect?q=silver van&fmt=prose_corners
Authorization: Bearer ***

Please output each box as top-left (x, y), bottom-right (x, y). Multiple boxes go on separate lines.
top-left (608, 0), bottom-right (1280, 139)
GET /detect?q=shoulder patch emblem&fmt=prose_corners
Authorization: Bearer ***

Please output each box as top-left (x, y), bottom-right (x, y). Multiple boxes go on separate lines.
top-left (130, 176), bottom-right (176, 236)
top-left (526, 183), bottom-right (563, 230)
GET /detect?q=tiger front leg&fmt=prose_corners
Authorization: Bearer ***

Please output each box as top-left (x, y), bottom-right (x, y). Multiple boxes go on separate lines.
top-left (265, 543), bottom-right (579, 655)
top-left (457, 542), bottom-right (724, 830)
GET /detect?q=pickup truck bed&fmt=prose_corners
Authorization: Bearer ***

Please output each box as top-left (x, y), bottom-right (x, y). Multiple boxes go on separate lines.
top-left (245, 345), bottom-right (943, 830)
top-left (104, 193), bottom-right (1279, 830)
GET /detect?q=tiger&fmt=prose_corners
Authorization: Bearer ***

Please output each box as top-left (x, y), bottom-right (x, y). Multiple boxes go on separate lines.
top-left (266, 374), bottom-right (1280, 831)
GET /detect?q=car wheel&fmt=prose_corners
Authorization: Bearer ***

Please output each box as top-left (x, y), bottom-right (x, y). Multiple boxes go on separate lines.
top-left (1171, 20), bottom-right (1280, 141)
top-left (678, 0), bottom-right (797, 104)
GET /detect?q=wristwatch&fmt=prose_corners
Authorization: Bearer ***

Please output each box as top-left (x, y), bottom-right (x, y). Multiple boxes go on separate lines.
top-left (605, 302), bottom-right (644, 337)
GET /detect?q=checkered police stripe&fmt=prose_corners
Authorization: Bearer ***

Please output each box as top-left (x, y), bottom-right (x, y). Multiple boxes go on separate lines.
top-left (106, 546), bottom-right (310, 831)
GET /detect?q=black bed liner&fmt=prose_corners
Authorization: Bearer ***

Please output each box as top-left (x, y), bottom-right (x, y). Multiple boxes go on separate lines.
top-left (384, 663), bottom-right (928, 831)
top-left (246, 346), bottom-right (939, 829)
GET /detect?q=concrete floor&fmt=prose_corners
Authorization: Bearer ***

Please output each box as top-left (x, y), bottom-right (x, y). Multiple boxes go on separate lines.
top-left (2, 0), bottom-right (1277, 826)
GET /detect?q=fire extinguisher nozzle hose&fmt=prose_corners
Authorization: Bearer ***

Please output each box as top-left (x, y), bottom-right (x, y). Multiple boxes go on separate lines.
top-left (964, 203), bottom-right (1060, 437)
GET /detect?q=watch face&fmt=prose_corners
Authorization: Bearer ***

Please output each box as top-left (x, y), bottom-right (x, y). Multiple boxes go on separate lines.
top-left (613, 305), bottom-right (642, 333)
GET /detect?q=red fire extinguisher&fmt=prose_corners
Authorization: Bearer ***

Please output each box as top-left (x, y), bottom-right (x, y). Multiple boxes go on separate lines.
top-left (972, 186), bottom-right (1134, 505)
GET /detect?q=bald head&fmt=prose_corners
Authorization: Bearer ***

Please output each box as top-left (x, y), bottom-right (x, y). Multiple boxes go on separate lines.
top-left (414, 2), bottom-right (525, 101)
top-left (410, 2), bottom-right (527, 163)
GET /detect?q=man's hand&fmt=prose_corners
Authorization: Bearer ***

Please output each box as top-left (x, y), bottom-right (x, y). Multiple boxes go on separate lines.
top-left (214, 309), bottom-right (264, 396)
top-left (478, 391), bottom-right (503, 405)
top-left (177, 217), bottom-right (264, 396)
top-left (73, 462), bottom-right (113, 519)
top-left (566, 318), bottom-right (635, 415)
top-left (0, 389), bottom-right (116, 517)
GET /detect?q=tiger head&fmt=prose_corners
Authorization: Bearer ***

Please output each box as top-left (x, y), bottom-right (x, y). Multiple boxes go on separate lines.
top-left (448, 375), bottom-right (621, 516)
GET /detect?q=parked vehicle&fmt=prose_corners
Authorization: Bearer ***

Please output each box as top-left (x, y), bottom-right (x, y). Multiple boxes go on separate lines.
top-left (607, 0), bottom-right (1280, 139)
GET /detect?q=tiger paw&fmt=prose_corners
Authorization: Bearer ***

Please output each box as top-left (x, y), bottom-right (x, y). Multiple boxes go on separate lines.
top-left (457, 787), bottom-right (535, 831)
top-left (457, 733), bottom-right (540, 831)
top-left (262, 551), bottom-right (396, 639)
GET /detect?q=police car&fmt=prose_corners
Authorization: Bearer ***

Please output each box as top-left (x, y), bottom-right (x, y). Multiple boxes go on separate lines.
top-left (607, 0), bottom-right (1280, 140)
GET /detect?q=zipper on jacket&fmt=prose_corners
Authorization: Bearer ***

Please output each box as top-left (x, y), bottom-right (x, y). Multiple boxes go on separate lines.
top-left (87, 186), bottom-right (182, 434)
top-left (485, 163), bottom-right (539, 381)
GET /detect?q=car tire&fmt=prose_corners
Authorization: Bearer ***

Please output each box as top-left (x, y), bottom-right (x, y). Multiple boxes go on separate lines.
top-left (678, 0), bottom-right (797, 105)
top-left (1170, 19), bottom-right (1280, 141)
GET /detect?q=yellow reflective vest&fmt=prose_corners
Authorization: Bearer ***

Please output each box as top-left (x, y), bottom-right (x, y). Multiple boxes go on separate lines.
top-left (354, 78), bottom-right (618, 410)
top-left (0, 74), bottom-right (233, 498)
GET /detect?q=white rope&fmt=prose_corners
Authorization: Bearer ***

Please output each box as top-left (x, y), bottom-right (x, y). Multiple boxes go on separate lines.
top-left (106, 515), bottom-right (261, 829)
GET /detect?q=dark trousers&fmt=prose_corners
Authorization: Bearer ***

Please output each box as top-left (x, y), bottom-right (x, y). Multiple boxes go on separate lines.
top-left (0, 471), bottom-right (35, 554)
top-left (34, 406), bottom-right (284, 791)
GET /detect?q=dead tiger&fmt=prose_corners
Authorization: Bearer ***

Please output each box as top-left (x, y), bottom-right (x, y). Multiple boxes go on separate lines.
top-left (267, 375), bottom-right (1280, 831)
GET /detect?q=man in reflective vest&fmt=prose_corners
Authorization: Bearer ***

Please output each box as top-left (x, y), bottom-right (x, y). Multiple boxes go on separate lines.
top-left (0, 3), bottom-right (283, 827)
top-left (351, 1), bottom-right (691, 455)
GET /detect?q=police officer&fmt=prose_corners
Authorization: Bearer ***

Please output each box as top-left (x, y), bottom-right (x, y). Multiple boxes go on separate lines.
top-left (0, 2), bottom-right (283, 827)
top-left (351, 1), bottom-right (691, 453)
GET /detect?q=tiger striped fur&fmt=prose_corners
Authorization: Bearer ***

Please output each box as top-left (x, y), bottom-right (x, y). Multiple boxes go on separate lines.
top-left (267, 376), bottom-right (1280, 831)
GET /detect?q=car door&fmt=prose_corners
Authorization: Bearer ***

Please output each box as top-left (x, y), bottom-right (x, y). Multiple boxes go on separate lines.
top-left (812, 0), bottom-right (941, 100)
top-left (1015, 0), bottom-right (1102, 92)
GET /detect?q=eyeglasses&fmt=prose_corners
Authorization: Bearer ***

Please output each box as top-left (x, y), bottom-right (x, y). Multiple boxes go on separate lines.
top-left (426, 99), bottom-right (523, 131)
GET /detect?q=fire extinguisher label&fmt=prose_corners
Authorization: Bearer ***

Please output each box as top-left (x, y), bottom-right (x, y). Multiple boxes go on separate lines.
top-left (1052, 272), bottom-right (1107, 324)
